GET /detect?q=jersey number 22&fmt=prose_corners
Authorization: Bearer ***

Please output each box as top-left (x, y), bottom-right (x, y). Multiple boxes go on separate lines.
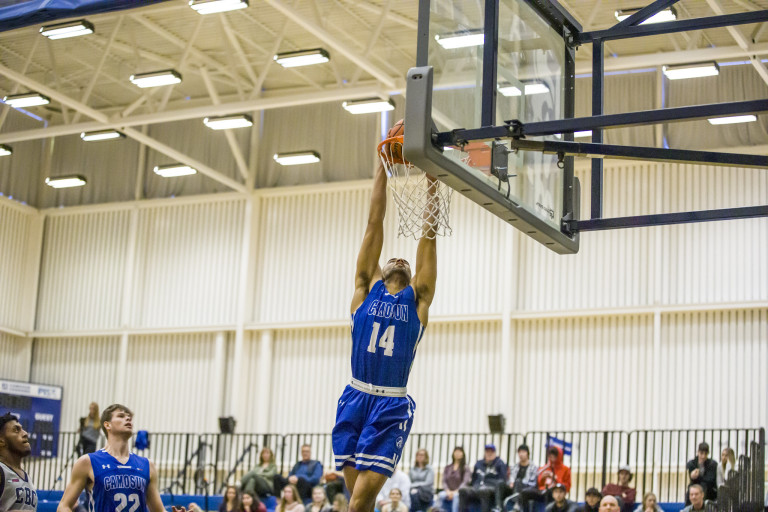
top-left (367, 322), bottom-right (395, 356)
top-left (114, 493), bottom-right (140, 512)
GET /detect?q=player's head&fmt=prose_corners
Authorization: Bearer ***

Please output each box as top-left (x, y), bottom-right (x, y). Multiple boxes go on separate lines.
top-left (100, 403), bottom-right (134, 439)
top-left (382, 258), bottom-right (412, 284)
top-left (0, 412), bottom-right (31, 459)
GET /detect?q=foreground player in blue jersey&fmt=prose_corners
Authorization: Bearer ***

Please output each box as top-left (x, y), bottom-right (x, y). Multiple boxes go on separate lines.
top-left (58, 404), bottom-right (166, 512)
top-left (332, 158), bottom-right (438, 512)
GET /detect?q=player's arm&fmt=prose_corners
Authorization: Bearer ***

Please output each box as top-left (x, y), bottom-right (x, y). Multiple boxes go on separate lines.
top-left (412, 175), bottom-right (438, 325)
top-left (147, 461), bottom-right (167, 512)
top-left (57, 456), bottom-right (93, 512)
top-left (351, 162), bottom-right (387, 314)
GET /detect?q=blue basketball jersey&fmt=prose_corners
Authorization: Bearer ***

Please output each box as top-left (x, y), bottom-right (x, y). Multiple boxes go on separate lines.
top-left (88, 451), bottom-right (149, 512)
top-left (350, 280), bottom-right (425, 388)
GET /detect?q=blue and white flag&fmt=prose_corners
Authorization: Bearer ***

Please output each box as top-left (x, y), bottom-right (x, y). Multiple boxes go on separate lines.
top-left (546, 435), bottom-right (573, 456)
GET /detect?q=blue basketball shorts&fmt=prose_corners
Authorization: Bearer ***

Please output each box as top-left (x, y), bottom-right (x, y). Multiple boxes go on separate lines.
top-left (331, 385), bottom-right (415, 477)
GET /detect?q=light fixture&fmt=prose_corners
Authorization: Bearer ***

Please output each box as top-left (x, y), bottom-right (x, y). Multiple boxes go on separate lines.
top-left (662, 62), bottom-right (720, 80)
top-left (40, 19), bottom-right (94, 39)
top-left (342, 98), bottom-right (395, 114)
top-left (0, 144), bottom-right (12, 156)
top-left (3, 92), bottom-right (51, 108)
top-left (574, 130), bottom-right (593, 138)
top-left (189, 0), bottom-right (248, 14)
top-left (498, 82), bottom-right (550, 97)
top-left (615, 7), bottom-right (677, 24)
top-left (435, 30), bottom-right (484, 49)
top-left (129, 70), bottom-right (182, 88)
top-left (274, 48), bottom-right (330, 68)
top-left (203, 114), bottom-right (253, 130)
top-left (153, 164), bottom-right (197, 177)
top-left (81, 129), bottom-right (125, 142)
top-left (273, 151), bottom-right (321, 166)
top-left (45, 175), bottom-right (87, 189)
top-left (707, 115), bottom-right (757, 125)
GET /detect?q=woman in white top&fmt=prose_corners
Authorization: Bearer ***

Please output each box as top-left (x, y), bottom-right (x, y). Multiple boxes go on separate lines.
top-left (716, 447), bottom-right (736, 488)
top-left (277, 485), bottom-right (305, 512)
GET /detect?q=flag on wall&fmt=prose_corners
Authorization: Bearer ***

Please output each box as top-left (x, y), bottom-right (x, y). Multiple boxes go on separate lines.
top-left (546, 435), bottom-right (573, 456)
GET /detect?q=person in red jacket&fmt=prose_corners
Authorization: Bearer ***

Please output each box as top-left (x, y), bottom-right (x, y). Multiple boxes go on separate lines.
top-left (537, 446), bottom-right (571, 493)
top-left (601, 465), bottom-right (636, 512)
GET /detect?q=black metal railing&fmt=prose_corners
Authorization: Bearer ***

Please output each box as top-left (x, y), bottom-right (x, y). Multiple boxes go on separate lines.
top-left (713, 428), bottom-right (765, 512)
top-left (25, 428), bottom-right (765, 505)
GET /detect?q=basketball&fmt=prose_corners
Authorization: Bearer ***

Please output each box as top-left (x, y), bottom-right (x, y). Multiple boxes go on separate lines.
top-left (386, 119), bottom-right (405, 162)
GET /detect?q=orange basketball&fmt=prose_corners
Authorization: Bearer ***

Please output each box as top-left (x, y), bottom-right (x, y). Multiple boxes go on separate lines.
top-left (386, 119), bottom-right (405, 162)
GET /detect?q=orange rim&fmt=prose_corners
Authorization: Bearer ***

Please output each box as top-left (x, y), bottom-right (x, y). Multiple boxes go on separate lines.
top-left (377, 135), bottom-right (409, 166)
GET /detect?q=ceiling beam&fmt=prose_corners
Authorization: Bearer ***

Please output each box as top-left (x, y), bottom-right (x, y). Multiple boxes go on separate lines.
top-left (705, 0), bottom-right (768, 86)
top-left (0, 61), bottom-right (246, 193)
top-left (339, 0), bottom-right (417, 30)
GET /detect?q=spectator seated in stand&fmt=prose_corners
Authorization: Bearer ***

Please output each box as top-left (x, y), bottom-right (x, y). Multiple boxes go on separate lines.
top-left (331, 494), bottom-right (348, 512)
top-left (601, 465), bottom-right (636, 512)
top-left (382, 489), bottom-right (410, 512)
top-left (274, 444), bottom-right (323, 504)
top-left (377, 469), bottom-right (412, 511)
top-left (685, 443), bottom-right (717, 505)
top-left (716, 447), bottom-right (736, 489)
top-left (241, 491), bottom-right (267, 512)
top-left (681, 484), bottom-right (709, 512)
top-left (220, 485), bottom-right (242, 512)
top-left (323, 469), bottom-right (348, 503)
top-left (544, 484), bottom-right (572, 512)
top-left (437, 447), bottom-right (471, 512)
top-left (498, 444), bottom-right (538, 512)
top-left (305, 486), bottom-right (332, 512)
top-left (458, 444), bottom-right (507, 512)
top-left (410, 449), bottom-right (435, 512)
top-left (277, 485), bottom-right (305, 512)
top-left (599, 496), bottom-right (621, 512)
top-left (518, 446), bottom-right (571, 511)
top-left (242, 447), bottom-right (278, 498)
top-left (573, 488), bottom-right (601, 512)
top-left (633, 493), bottom-right (662, 512)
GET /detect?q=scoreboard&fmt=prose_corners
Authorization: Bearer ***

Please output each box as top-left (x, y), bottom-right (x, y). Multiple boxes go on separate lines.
top-left (0, 379), bottom-right (63, 457)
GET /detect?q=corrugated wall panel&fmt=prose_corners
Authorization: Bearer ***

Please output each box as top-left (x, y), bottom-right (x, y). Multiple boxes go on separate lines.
top-left (0, 332), bottom-right (31, 381)
top-left (0, 201), bottom-right (35, 329)
top-left (30, 337), bottom-right (120, 430)
top-left (512, 316), bottom-right (654, 432)
top-left (37, 211), bottom-right (131, 331)
top-left (125, 333), bottom-right (222, 432)
top-left (132, 200), bottom-right (245, 328)
top-left (658, 309), bottom-right (768, 429)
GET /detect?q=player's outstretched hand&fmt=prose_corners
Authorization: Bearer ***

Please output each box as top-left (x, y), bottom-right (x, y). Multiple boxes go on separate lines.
top-left (171, 506), bottom-right (188, 512)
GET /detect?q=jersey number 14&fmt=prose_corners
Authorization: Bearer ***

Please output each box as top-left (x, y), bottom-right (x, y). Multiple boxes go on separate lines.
top-left (367, 321), bottom-right (395, 356)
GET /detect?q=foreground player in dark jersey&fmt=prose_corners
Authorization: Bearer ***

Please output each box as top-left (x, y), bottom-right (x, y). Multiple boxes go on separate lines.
top-left (58, 404), bottom-right (166, 512)
top-left (0, 413), bottom-right (37, 512)
top-left (332, 156), bottom-right (438, 512)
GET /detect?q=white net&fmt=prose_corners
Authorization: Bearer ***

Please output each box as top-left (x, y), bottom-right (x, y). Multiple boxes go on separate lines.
top-left (378, 135), bottom-right (453, 240)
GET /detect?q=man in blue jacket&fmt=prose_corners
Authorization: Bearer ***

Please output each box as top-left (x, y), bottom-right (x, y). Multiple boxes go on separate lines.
top-left (458, 444), bottom-right (507, 512)
top-left (275, 444), bottom-right (323, 503)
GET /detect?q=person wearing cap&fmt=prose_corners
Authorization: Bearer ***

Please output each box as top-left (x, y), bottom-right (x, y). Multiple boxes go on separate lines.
top-left (544, 484), bottom-right (572, 512)
top-left (601, 466), bottom-right (635, 512)
top-left (497, 444), bottom-right (538, 511)
top-left (458, 444), bottom-right (507, 512)
top-left (685, 442), bottom-right (717, 504)
top-left (573, 488), bottom-right (601, 512)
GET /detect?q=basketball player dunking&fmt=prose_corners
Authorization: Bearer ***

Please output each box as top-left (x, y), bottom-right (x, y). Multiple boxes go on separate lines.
top-left (0, 413), bottom-right (37, 512)
top-left (58, 404), bottom-right (168, 512)
top-left (332, 152), bottom-right (438, 512)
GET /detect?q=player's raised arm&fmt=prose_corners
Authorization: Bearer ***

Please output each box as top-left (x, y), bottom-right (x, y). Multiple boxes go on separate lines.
top-left (412, 174), bottom-right (438, 326)
top-left (146, 461), bottom-right (166, 512)
top-left (57, 455), bottom-right (93, 512)
top-left (351, 161), bottom-right (387, 314)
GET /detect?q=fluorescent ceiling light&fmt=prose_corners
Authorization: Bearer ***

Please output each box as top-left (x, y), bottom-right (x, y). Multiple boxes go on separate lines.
top-left (342, 98), bottom-right (395, 114)
top-left (707, 115), bottom-right (757, 125)
top-left (273, 151), bottom-right (321, 166)
top-left (3, 92), bottom-right (50, 108)
top-left (189, 0), bottom-right (248, 14)
top-left (574, 130), bottom-right (593, 138)
top-left (80, 129), bottom-right (124, 142)
top-left (130, 70), bottom-right (182, 88)
top-left (45, 175), bottom-right (87, 189)
top-left (435, 30), bottom-right (484, 49)
top-left (663, 62), bottom-right (720, 80)
top-left (40, 19), bottom-right (94, 39)
top-left (154, 164), bottom-right (197, 177)
top-left (0, 144), bottom-right (12, 156)
top-left (274, 48), bottom-right (330, 68)
top-left (203, 114), bottom-right (253, 130)
top-left (615, 7), bottom-right (677, 24)
top-left (498, 82), bottom-right (550, 97)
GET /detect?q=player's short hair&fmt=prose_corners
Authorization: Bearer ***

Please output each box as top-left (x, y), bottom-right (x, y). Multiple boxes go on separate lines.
top-left (0, 412), bottom-right (20, 435)
top-left (100, 404), bottom-right (133, 436)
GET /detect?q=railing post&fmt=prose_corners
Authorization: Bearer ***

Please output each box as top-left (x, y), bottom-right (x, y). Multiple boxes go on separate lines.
top-left (600, 431), bottom-right (609, 489)
top-left (182, 433), bottom-right (190, 493)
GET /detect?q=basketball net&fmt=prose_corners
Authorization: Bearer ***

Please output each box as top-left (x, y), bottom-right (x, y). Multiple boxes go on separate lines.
top-left (377, 135), bottom-right (453, 240)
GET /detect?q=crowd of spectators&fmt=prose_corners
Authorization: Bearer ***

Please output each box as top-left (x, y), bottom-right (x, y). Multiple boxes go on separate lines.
top-left (222, 439), bottom-right (741, 512)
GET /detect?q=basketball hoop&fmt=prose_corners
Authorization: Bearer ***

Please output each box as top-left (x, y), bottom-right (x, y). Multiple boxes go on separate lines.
top-left (377, 135), bottom-right (453, 240)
